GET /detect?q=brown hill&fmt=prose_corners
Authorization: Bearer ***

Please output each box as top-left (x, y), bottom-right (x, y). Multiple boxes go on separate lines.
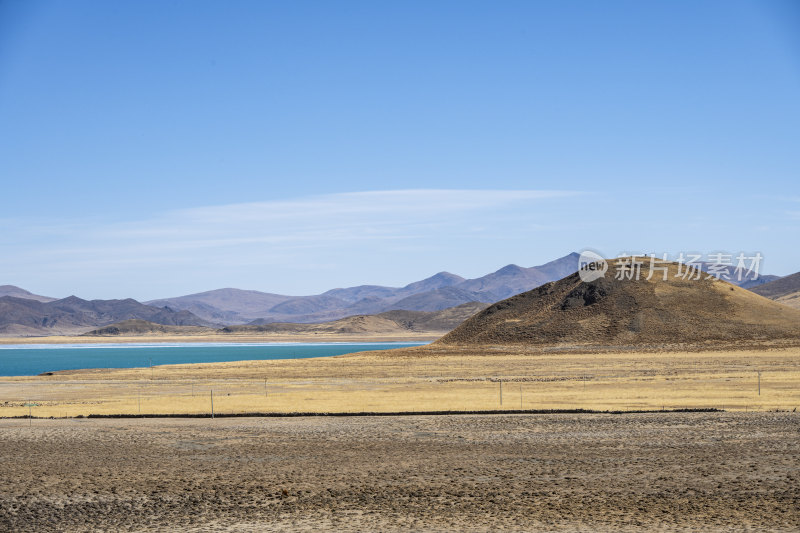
top-left (387, 287), bottom-right (487, 312)
top-left (376, 302), bottom-right (489, 331)
top-left (222, 315), bottom-right (407, 335)
top-left (221, 302), bottom-right (487, 336)
top-left (83, 320), bottom-right (216, 336)
top-left (750, 271), bottom-right (800, 309)
top-left (79, 302), bottom-right (486, 338)
top-left (438, 259), bottom-right (800, 347)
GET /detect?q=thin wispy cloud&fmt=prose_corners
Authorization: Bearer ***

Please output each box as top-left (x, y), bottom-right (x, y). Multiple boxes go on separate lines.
top-left (110, 189), bottom-right (575, 238)
top-left (0, 189), bottom-right (581, 299)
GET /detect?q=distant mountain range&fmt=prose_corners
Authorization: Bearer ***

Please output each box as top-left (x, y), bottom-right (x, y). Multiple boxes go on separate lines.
top-left (83, 302), bottom-right (489, 338)
top-left (695, 264), bottom-right (779, 289)
top-left (1, 253), bottom-right (795, 337)
top-left (0, 295), bottom-right (212, 336)
top-left (146, 253), bottom-right (583, 324)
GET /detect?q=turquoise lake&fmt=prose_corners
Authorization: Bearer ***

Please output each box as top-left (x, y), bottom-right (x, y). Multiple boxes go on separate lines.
top-left (0, 342), bottom-right (427, 377)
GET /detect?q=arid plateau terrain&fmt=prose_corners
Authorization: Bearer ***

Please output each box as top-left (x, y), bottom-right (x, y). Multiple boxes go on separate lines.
top-left (2, 260), bottom-right (799, 531)
top-left (2, 412), bottom-right (798, 532)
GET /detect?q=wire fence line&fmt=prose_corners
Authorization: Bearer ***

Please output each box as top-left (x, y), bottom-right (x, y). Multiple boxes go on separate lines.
top-left (0, 368), bottom-right (795, 418)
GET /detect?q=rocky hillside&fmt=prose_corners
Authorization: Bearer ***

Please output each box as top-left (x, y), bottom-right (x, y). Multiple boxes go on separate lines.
top-left (438, 259), bottom-right (800, 347)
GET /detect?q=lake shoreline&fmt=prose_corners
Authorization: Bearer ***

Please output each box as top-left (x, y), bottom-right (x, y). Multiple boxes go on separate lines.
top-left (2, 346), bottom-right (797, 416)
top-left (0, 342), bottom-right (428, 377)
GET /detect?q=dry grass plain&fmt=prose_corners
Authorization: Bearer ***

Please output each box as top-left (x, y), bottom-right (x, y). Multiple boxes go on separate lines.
top-left (1, 344), bottom-right (799, 417)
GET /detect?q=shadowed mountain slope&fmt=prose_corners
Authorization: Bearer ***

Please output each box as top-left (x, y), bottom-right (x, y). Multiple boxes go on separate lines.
top-left (221, 302), bottom-right (487, 336)
top-left (438, 260), bottom-right (800, 347)
top-left (323, 271), bottom-right (466, 304)
top-left (267, 295), bottom-right (350, 315)
top-left (456, 253), bottom-right (580, 301)
top-left (751, 271), bottom-right (800, 309)
top-left (146, 288), bottom-right (294, 324)
top-left (388, 287), bottom-right (490, 312)
top-left (375, 302), bottom-right (489, 331)
top-left (0, 296), bottom-right (212, 336)
top-left (84, 320), bottom-right (216, 336)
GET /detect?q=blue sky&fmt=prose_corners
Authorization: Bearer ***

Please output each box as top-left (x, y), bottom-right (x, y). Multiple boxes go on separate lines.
top-left (1, 0), bottom-right (798, 300)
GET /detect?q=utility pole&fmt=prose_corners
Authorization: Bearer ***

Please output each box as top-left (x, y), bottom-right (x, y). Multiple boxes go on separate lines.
top-left (499, 380), bottom-right (503, 406)
top-left (758, 371), bottom-right (761, 396)
top-left (211, 390), bottom-right (215, 419)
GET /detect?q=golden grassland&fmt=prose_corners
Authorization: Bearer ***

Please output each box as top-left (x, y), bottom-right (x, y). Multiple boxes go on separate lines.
top-left (1, 344), bottom-right (798, 417)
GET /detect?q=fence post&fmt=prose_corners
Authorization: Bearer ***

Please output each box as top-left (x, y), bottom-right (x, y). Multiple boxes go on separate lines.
top-left (211, 389), bottom-right (215, 419)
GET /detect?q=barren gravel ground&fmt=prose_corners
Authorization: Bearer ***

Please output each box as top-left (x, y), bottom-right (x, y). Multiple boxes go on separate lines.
top-left (1, 412), bottom-right (798, 532)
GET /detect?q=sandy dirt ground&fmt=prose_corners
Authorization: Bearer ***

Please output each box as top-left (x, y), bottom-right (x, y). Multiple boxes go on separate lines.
top-left (0, 412), bottom-right (797, 532)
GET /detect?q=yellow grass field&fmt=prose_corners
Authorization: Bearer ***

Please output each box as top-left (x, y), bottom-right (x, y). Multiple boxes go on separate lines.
top-left (1, 345), bottom-right (798, 417)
